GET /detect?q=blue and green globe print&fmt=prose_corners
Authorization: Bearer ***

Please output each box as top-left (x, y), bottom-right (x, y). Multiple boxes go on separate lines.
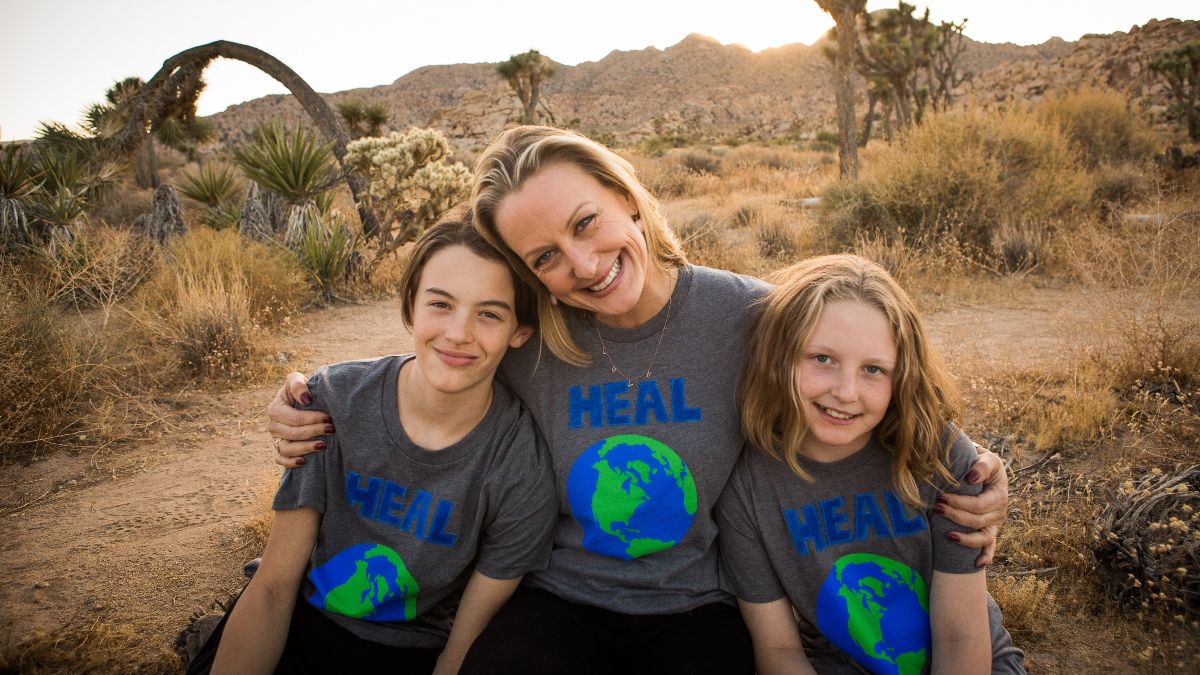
top-left (566, 433), bottom-right (698, 560)
top-left (816, 553), bottom-right (931, 675)
top-left (307, 543), bottom-right (419, 622)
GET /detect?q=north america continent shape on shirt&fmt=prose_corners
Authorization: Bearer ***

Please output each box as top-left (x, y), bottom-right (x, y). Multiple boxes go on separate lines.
top-left (566, 433), bottom-right (698, 560)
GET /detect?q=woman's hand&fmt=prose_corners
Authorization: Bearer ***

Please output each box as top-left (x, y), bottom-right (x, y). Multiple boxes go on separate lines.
top-left (266, 372), bottom-right (329, 469)
top-left (937, 448), bottom-right (1010, 567)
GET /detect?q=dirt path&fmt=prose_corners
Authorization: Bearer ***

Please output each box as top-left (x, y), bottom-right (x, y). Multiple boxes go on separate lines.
top-left (0, 286), bottom-right (1086, 670)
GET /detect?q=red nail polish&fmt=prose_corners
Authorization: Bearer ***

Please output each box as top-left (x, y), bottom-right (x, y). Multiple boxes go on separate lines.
top-left (933, 504), bottom-right (946, 515)
top-left (296, 457), bottom-right (306, 466)
top-left (936, 495), bottom-right (948, 504)
top-left (324, 424), bottom-right (336, 434)
top-left (300, 393), bottom-right (312, 405)
top-left (947, 531), bottom-right (961, 542)
top-left (315, 441), bottom-right (326, 450)
top-left (322, 415), bottom-right (333, 424)
top-left (966, 470), bottom-right (980, 483)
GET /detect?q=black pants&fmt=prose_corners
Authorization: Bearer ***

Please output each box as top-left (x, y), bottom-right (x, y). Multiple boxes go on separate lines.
top-left (186, 591), bottom-right (441, 674)
top-left (458, 586), bottom-right (754, 675)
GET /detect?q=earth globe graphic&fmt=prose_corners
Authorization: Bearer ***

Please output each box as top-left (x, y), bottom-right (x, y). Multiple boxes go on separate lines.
top-left (816, 552), bottom-right (930, 675)
top-left (307, 543), bottom-right (420, 621)
top-left (566, 434), bottom-right (698, 560)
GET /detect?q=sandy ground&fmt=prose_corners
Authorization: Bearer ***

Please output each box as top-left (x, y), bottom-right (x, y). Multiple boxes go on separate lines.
top-left (0, 287), bottom-right (1087, 669)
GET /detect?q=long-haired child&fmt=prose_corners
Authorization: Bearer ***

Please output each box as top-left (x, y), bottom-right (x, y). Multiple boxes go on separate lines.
top-left (717, 254), bottom-right (1025, 674)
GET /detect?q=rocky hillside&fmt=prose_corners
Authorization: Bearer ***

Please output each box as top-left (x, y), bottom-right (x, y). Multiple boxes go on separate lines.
top-left (209, 18), bottom-right (1197, 157)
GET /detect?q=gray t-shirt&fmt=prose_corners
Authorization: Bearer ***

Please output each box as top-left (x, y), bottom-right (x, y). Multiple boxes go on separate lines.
top-left (499, 264), bottom-right (770, 614)
top-left (274, 355), bottom-right (557, 648)
top-left (717, 430), bottom-right (1023, 674)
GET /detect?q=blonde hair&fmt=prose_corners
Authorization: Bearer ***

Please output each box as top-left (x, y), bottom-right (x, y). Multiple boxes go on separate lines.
top-left (741, 254), bottom-right (962, 507)
top-left (471, 125), bottom-right (687, 366)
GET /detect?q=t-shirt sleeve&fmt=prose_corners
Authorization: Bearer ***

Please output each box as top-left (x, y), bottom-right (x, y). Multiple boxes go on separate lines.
top-left (474, 413), bottom-right (557, 580)
top-left (715, 454), bottom-right (788, 604)
top-left (930, 428), bottom-right (984, 574)
top-left (271, 370), bottom-right (332, 514)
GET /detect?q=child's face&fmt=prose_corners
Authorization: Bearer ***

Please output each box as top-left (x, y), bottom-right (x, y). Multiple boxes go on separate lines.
top-left (410, 245), bottom-right (532, 397)
top-left (794, 299), bottom-right (897, 462)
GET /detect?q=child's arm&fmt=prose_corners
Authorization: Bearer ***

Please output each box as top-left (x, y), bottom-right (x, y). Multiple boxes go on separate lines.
top-left (432, 571), bottom-right (522, 675)
top-left (737, 598), bottom-right (818, 675)
top-left (929, 569), bottom-right (990, 675)
top-left (212, 507), bottom-right (320, 675)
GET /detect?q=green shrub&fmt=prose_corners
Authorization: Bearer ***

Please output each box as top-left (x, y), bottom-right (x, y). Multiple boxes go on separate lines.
top-left (177, 163), bottom-right (242, 230)
top-left (293, 212), bottom-right (360, 300)
top-left (1037, 87), bottom-right (1158, 168)
top-left (820, 109), bottom-right (1092, 253)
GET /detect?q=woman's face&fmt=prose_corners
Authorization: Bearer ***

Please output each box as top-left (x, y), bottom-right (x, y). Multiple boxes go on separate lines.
top-left (493, 161), bottom-right (651, 324)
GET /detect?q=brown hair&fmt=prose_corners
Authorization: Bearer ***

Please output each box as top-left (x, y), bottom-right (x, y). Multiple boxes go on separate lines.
top-left (399, 203), bottom-right (537, 330)
top-left (741, 254), bottom-right (962, 507)
top-left (471, 125), bottom-right (686, 366)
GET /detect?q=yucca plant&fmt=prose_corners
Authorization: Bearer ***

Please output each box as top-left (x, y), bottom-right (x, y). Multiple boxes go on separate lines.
top-left (177, 163), bottom-right (242, 230)
top-left (234, 122), bottom-right (339, 247)
top-left (292, 210), bottom-right (359, 300)
top-left (0, 145), bottom-right (39, 250)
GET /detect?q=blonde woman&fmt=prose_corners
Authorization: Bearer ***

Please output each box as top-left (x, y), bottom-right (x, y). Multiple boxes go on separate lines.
top-left (266, 127), bottom-right (1010, 674)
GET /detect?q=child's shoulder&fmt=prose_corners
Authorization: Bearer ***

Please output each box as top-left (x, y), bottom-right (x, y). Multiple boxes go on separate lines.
top-left (308, 355), bottom-right (407, 416)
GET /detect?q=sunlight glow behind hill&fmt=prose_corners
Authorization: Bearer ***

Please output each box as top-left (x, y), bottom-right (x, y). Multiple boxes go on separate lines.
top-left (1, 0), bottom-right (1197, 140)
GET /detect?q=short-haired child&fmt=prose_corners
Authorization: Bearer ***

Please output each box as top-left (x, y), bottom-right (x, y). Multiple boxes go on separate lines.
top-left (195, 208), bottom-right (557, 675)
top-left (717, 254), bottom-right (1025, 674)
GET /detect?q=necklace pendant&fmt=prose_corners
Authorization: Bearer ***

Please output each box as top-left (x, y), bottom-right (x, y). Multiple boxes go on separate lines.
top-left (645, 370), bottom-right (652, 378)
top-left (611, 366), bottom-right (617, 373)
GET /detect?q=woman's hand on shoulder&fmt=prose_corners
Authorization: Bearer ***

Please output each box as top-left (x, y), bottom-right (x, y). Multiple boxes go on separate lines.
top-left (266, 371), bottom-right (330, 468)
top-left (937, 447), bottom-right (1009, 566)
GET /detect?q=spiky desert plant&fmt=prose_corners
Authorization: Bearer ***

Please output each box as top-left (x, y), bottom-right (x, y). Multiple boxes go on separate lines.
top-left (0, 145), bottom-right (39, 250)
top-left (234, 122), bottom-right (339, 246)
top-left (177, 163), bottom-right (242, 230)
top-left (292, 210), bottom-right (359, 300)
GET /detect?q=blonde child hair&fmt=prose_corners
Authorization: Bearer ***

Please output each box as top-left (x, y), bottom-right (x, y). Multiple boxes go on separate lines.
top-left (741, 254), bottom-right (962, 507)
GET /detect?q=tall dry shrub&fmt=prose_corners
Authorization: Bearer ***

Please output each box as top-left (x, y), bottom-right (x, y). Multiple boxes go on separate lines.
top-left (35, 224), bottom-right (158, 325)
top-left (1037, 87), bottom-right (1158, 169)
top-left (0, 270), bottom-right (85, 456)
top-left (131, 229), bottom-right (309, 380)
top-left (137, 228), bottom-right (308, 328)
top-left (821, 109), bottom-right (1092, 253)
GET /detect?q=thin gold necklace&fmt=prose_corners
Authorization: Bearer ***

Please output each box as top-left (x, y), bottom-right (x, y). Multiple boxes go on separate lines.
top-left (594, 291), bottom-right (674, 386)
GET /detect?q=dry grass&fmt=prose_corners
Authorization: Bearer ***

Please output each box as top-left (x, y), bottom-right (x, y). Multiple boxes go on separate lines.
top-left (0, 612), bottom-right (174, 675)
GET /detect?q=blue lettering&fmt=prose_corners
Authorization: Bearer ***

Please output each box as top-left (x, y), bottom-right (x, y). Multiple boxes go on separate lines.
top-left (401, 489), bottom-right (432, 539)
top-left (376, 480), bottom-right (407, 526)
top-left (345, 472), bottom-right (381, 519)
top-left (885, 491), bottom-right (928, 535)
top-left (821, 496), bottom-right (852, 545)
top-left (853, 493), bottom-right (891, 541)
top-left (427, 499), bottom-right (458, 547)
top-left (669, 378), bottom-right (702, 423)
top-left (603, 381), bottom-right (632, 426)
top-left (784, 505), bottom-right (826, 556)
top-left (634, 380), bottom-right (669, 425)
top-left (569, 385), bottom-right (603, 429)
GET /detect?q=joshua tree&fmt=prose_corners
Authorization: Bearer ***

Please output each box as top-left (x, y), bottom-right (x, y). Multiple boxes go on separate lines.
top-left (925, 19), bottom-right (971, 113)
top-left (105, 41), bottom-right (381, 238)
top-left (496, 50), bottom-right (554, 125)
top-left (336, 99), bottom-right (390, 139)
top-left (1150, 42), bottom-right (1200, 140)
top-left (88, 76), bottom-right (215, 188)
top-left (816, 0), bottom-right (868, 178)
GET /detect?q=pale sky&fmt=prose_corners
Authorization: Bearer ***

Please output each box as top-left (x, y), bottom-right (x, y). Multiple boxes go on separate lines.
top-left (2, 0), bottom-right (1196, 141)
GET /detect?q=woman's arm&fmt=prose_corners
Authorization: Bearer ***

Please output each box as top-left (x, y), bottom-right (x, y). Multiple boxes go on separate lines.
top-left (212, 507), bottom-right (320, 675)
top-left (737, 598), bottom-right (817, 675)
top-left (266, 372), bottom-right (328, 469)
top-left (433, 572), bottom-right (523, 675)
top-left (939, 448), bottom-right (1010, 565)
top-left (929, 570), bottom-right (990, 675)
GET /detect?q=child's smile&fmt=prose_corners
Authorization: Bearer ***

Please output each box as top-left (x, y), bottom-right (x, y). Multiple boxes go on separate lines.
top-left (793, 300), bottom-right (897, 462)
